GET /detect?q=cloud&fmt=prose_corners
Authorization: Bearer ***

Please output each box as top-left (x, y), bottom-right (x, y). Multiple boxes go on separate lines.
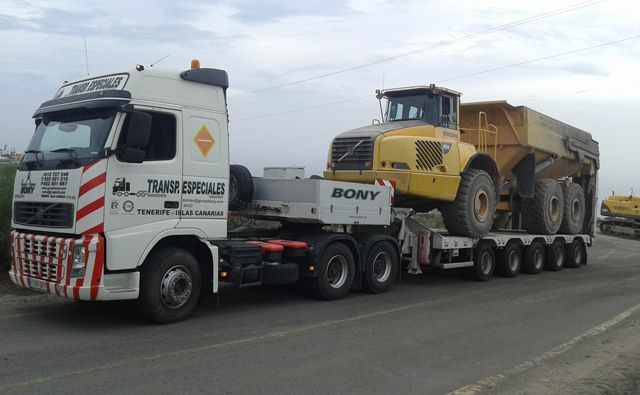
top-left (225, 0), bottom-right (353, 24)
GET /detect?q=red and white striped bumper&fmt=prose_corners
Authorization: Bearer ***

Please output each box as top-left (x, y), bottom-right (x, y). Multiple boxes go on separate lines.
top-left (9, 231), bottom-right (108, 301)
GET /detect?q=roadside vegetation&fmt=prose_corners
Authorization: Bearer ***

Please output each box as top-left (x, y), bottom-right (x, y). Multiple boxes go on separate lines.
top-left (0, 164), bottom-right (16, 274)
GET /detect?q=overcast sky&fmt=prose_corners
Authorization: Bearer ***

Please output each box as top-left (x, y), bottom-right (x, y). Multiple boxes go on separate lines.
top-left (1, 0), bottom-right (639, 201)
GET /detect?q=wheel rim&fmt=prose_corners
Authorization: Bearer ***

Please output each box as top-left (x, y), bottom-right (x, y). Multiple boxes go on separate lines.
top-left (160, 265), bottom-right (193, 309)
top-left (474, 189), bottom-right (490, 222)
top-left (571, 199), bottom-right (580, 222)
top-left (534, 249), bottom-right (544, 269)
top-left (549, 196), bottom-right (560, 222)
top-left (372, 252), bottom-right (392, 283)
top-left (480, 251), bottom-right (493, 274)
top-left (326, 255), bottom-right (348, 289)
top-left (508, 250), bottom-right (520, 272)
top-left (555, 247), bottom-right (564, 267)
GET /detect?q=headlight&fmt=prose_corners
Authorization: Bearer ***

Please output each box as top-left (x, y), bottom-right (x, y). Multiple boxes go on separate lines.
top-left (70, 244), bottom-right (86, 278)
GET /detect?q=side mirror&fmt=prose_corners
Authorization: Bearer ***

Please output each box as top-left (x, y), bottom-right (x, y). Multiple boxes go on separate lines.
top-left (120, 147), bottom-right (146, 163)
top-left (126, 111), bottom-right (152, 148)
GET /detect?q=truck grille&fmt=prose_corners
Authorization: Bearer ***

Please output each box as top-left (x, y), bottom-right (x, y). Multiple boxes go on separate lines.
top-left (415, 140), bottom-right (443, 171)
top-left (20, 237), bottom-right (66, 281)
top-left (14, 202), bottom-right (74, 228)
top-left (331, 136), bottom-right (374, 170)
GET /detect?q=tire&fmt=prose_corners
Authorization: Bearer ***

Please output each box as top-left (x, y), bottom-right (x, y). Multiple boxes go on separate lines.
top-left (442, 169), bottom-right (496, 238)
top-left (470, 242), bottom-right (495, 281)
top-left (310, 242), bottom-right (355, 300)
top-left (523, 179), bottom-right (564, 235)
top-left (496, 243), bottom-right (521, 277)
top-left (559, 183), bottom-right (585, 234)
top-left (138, 248), bottom-right (202, 324)
top-left (363, 241), bottom-right (398, 294)
top-left (229, 164), bottom-right (254, 211)
top-left (565, 239), bottom-right (587, 268)
top-left (544, 241), bottom-right (565, 271)
top-left (522, 242), bottom-right (545, 274)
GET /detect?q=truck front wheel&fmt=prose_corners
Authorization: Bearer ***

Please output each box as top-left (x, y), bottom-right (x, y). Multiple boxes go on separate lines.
top-left (138, 248), bottom-right (202, 324)
top-left (310, 242), bottom-right (355, 300)
top-left (442, 169), bottom-right (496, 238)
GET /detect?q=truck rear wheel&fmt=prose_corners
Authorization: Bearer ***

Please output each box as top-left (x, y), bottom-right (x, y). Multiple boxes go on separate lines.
top-left (565, 239), bottom-right (586, 268)
top-left (496, 243), bottom-right (521, 277)
top-left (523, 179), bottom-right (564, 235)
top-left (522, 242), bottom-right (545, 274)
top-left (310, 242), bottom-right (355, 300)
top-left (442, 169), bottom-right (496, 238)
top-left (470, 242), bottom-right (495, 281)
top-left (544, 241), bottom-right (565, 271)
top-left (559, 183), bottom-right (585, 234)
top-left (229, 164), bottom-right (254, 211)
top-left (363, 241), bottom-right (398, 294)
top-left (138, 248), bottom-right (202, 324)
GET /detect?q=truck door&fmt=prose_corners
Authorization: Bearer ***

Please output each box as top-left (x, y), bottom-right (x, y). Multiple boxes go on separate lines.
top-left (179, 108), bottom-right (229, 238)
top-left (105, 107), bottom-right (183, 232)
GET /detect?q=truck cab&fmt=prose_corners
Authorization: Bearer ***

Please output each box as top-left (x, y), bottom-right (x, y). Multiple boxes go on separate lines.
top-left (10, 64), bottom-right (230, 304)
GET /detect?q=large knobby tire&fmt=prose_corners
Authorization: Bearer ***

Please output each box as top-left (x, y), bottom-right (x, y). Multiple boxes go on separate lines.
top-left (523, 179), bottom-right (564, 235)
top-left (310, 242), bottom-right (355, 300)
top-left (470, 242), bottom-right (495, 281)
top-left (138, 248), bottom-right (202, 324)
top-left (544, 241), bottom-right (565, 271)
top-left (229, 164), bottom-right (254, 211)
top-left (522, 242), bottom-right (545, 274)
top-left (496, 242), bottom-right (521, 277)
top-left (442, 169), bottom-right (496, 238)
top-left (565, 239), bottom-right (587, 268)
top-left (363, 241), bottom-right (398, 294)
top-left (559, 183), bottom-right (586, 235)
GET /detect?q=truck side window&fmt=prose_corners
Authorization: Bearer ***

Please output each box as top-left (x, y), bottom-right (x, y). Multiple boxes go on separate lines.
top-left (118, 111), bottom-right (176, 161)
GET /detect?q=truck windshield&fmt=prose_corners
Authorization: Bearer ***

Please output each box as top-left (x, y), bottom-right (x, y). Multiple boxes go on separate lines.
top-left (21, 109), bottom-right (116, 170)
top-left (385, 94), bottom-right (439, 124)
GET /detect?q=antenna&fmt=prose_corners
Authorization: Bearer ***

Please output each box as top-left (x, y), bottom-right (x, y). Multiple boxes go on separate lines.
top-left (150, 54), bottom-right (171, 68)
top-left (84, 38), bottom-right (90, 76)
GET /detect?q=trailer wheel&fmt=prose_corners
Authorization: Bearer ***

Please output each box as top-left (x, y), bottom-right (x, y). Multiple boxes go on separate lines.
top-left (311, 242), bottom-right (355, 300)
top-left (559, 183), bottom-right (585, 234)
top-left (523, 179), bottom-right (564, 235)
top-left (470, 242), bottom-right (495, 281)
top-left (363, 241), bottom-right (398, 294)
top-left (522, 242), bottom-right (545, 274)
top-left (138, 248), bottom-right (202, 324)
top-left (442, 169), bottom-right (496, 238)
top-left (496, 243), bottom-right (521, 277)
top-left (565, 239), bottom-right (586, 268)
top-left (229, 164), bottom-right (254, 211)
top-left (544, 241), bottom-right (565, 271)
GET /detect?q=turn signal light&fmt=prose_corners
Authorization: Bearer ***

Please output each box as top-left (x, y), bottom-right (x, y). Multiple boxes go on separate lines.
top-left (308, 265), bottom-right (315, 272)
top-left (220, 271), bottom-right (228, 278)
top-left (365, 160), bottom-right (373, 169)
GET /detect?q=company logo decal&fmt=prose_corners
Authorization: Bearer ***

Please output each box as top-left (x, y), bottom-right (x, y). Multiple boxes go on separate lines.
top-left (194, 124), bottom-right (215, 157)
top-left (20, 172), bottom-right (36, 195)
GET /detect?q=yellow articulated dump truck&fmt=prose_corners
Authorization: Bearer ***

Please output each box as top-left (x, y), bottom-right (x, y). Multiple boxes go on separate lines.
top-left (324, 85), bottom-right (599, 238)
top-left (599, 194), bottom-right (640, 237)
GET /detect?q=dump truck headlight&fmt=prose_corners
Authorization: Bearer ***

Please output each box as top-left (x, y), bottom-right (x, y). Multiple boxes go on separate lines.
top-left (70, 244), bottom-right (86, 278)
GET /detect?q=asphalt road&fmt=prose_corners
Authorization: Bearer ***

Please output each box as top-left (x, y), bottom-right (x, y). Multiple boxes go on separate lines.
top-left (1, 233), bottom-right (639, 394)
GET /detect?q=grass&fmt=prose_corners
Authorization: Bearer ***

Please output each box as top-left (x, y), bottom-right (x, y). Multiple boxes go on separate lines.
top-left (0, 164), bottom-right (16, 273)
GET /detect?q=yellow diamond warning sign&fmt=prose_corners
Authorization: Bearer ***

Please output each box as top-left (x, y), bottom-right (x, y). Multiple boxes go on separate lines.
top-left (194, 124), bottom-right (215, 157)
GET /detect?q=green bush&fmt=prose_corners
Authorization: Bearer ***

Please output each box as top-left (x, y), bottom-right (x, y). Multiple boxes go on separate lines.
top-left (0, 164), bottom-right (17, 272)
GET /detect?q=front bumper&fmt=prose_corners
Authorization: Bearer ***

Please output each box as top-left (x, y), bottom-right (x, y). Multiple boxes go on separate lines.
top-left (9, 231), bottom-right (138, 301)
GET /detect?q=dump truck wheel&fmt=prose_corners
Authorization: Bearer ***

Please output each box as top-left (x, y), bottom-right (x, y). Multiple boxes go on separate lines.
top-left (565, 239), bottom-right (586, 268)
top-left (559, 183), bottom-right (585, 234)
top-left (523, 179), bottom-right (564, 235)
top-left (496, 242), bottom-right (521, 277)
top-left (522, 242), bottom-right (545, 274)
top-left (229, 164), bottom-right (254, 211)
top-left (363, 241), bottom-right (398, 294)
top-left (544, 241), bottom-right (565, 271)
top-left (442, 169), bottom-right (496, 238)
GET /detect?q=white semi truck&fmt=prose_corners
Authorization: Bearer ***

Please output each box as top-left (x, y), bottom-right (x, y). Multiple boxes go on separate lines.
top-left (9, 62), bottom-right (596, 323)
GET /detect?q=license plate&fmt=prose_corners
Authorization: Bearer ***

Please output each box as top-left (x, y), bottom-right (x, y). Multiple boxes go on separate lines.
top-left (28, 278), bottom-right (48, 293)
